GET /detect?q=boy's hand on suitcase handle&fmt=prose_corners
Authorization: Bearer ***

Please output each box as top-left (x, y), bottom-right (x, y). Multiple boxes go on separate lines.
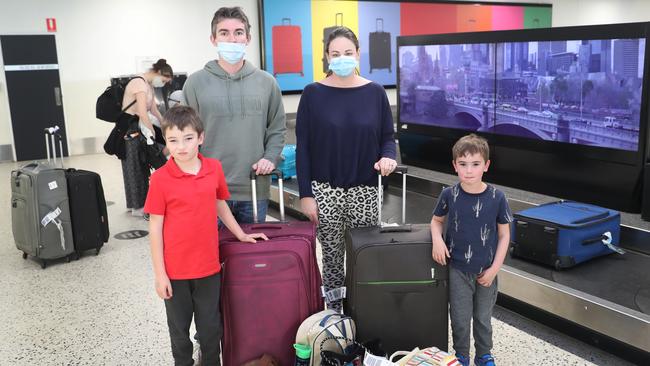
top-left (301, 197), bottom-right (319, 224)
top-left (237, 232), bottom-right (269, 243)
top-left (155, 274), bottom-right (173, 300)
top-left (431, 239), bottom-right (450, 265)
top-left (374, 157), bottom-right (398, 176)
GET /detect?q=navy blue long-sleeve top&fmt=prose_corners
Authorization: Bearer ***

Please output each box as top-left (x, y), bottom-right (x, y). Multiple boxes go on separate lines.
top-left (296, 82), bottom-right (397, 198)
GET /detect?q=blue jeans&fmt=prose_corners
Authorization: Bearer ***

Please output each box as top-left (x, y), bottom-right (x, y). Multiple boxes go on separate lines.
top-left (217, 200), bottom-right (269, 230)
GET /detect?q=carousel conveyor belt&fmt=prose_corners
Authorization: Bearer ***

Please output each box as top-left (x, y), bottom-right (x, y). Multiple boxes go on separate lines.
top-left (270, 176), bottom-right (650, 363)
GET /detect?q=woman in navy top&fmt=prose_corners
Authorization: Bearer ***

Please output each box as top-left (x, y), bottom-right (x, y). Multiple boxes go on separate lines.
top-left (296, 26), bottom-right (397, 311)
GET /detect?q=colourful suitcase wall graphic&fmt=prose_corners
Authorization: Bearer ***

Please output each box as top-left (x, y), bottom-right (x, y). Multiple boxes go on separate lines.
top-left (369, 18), bottom-right (391, 73)
top-left (272, 18), bottom-right (304, 76)
top-left (322, 13), bottom-right (343, 73)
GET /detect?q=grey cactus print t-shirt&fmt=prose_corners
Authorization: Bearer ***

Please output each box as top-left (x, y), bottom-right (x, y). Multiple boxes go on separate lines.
top-left (433, 183), bottom-right (513, 274)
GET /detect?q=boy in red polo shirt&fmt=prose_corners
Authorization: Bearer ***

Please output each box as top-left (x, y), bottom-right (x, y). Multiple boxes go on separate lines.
top-left (145, 105), bottom-right (267, 366)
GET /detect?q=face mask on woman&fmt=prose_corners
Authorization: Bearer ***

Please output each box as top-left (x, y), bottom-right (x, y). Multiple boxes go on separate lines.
top-left (152, 76), bottom-right (165, 88)
top-left (328, 55), bottom-right (358, 77)
top-left (217, 42), bottom-right (247, 64)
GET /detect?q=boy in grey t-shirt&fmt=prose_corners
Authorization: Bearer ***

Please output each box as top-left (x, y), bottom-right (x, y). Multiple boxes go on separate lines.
top-left (430, 134), bottom-right (513, 366)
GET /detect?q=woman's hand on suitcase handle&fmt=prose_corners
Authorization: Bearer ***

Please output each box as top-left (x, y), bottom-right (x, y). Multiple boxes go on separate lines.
top-left (237, 232), bottom-right (269, 243)
top-left (374, 157), bottom-right (397, 176)
top-left (301, 197), bottom-right (319, 224)
top-left (155, 274), bottom-right (173, 300)
top-left (431, 239), bottom-right (450, 265)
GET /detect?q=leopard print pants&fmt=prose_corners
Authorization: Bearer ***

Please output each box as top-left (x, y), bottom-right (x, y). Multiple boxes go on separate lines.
top-left (312, 181), bottom-right (379, 311)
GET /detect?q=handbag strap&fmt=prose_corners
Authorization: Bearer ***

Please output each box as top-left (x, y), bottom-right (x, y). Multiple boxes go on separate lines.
top-left (121, 76), bottom-right (146, 112)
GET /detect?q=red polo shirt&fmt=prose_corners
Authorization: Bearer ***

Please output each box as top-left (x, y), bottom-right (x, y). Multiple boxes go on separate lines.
top-left (144, 154), bottom-right (230, 280)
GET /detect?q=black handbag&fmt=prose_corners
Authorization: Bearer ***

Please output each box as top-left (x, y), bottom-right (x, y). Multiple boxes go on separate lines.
top-left (103, 114), bottom-right (137, 159)
top-left (141, 138), bottom-right (167, 170)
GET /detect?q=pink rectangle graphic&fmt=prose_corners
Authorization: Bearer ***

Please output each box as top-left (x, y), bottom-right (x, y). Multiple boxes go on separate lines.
top-left (491, 6), bottom-right (524, 31)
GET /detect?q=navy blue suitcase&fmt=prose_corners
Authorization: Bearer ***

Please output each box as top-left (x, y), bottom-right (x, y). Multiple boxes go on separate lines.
top-left (511, 201), bottom-right (622, 269)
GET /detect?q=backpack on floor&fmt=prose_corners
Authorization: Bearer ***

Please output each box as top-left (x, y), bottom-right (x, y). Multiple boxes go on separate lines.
top-left (295, 309), bottom-right (356, 366)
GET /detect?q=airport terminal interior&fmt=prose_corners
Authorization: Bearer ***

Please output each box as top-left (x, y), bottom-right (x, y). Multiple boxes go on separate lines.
top-left (2, 0), bottom-right (650, 365)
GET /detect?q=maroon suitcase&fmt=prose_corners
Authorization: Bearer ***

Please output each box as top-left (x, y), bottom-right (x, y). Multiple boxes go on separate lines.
top-left (219, 171), bottom-right (322, 366)
top-left (272, 18), bottom-right (304, 76)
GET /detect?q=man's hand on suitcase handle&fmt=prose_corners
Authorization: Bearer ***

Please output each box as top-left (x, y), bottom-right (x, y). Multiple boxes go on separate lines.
top-left (252, 158), bottom-right (275, 176)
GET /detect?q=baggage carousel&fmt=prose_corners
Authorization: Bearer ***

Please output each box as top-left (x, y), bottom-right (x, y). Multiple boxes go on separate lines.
top-left (269, 174), bottom-right (650, 364)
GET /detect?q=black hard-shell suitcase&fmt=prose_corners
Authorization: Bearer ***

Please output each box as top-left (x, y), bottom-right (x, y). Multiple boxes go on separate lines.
top-left (369, 18), bottom-right (391, 73)
top-left (322, 13), bottom-right (343, 73)
top-left (344, 167), bottom-right (449, 355)
top-left (65, 168), bottom-right (109, 257)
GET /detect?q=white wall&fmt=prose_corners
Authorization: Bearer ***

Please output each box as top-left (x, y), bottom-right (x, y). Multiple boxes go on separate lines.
top-left (2, 0), bottom-right (650, 159)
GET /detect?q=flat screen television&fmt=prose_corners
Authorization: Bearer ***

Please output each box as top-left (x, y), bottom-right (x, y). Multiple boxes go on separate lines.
top-left (397, 23), bottom-right (650, 212)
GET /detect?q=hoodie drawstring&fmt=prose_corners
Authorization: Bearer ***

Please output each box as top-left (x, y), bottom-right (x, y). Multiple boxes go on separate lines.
top-left (226, 77), bottom-right (233, 115)
top-left (240, 73), bottom-right (244, 118)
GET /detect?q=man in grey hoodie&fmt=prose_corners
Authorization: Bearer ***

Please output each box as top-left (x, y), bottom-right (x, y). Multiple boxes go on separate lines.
top-left (183, 6), bottom-right (286, 224)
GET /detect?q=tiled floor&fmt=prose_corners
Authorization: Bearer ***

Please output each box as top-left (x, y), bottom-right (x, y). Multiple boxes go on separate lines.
top-left (0, 154), bottom-right (634, 365)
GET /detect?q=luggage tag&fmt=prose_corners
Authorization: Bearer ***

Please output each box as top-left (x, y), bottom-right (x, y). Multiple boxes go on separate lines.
top-left (601, 231), bottom-right (625, 255)
top-left (363, 353), bottom-right (395, 366)
top-left (322, 286), bottom-right (347, 303)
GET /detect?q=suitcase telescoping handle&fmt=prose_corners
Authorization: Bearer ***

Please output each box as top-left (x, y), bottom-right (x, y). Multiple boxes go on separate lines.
top-left (377, 165), bottom-right (411, 233)
top-left (282, 18), bottom-right (291, 25)
top-left (376, 18), bottom-right (383, 32)
top-left (250, 169), bottom-right (284, 223)
top-left (44, 125), bottom-right (64, 168)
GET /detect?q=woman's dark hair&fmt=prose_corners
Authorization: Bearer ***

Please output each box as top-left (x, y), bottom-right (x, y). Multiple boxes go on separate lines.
top-left (211, 6), bottom-right (251, 37)
top-left (324, 27), bottom-right (360, 77)
top-left (152, 59), bottom-right (173, 78)
top-left (325, 26), bottom-right (360, 55)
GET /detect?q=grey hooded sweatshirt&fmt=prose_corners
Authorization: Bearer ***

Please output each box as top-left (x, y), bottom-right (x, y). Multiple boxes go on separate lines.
top-left (182, 61), bottom-right (286, 201)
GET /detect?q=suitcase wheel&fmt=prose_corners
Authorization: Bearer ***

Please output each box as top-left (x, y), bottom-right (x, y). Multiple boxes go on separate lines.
top-left (41, 261), bottom-right (47, 269)
top-left (554, 259), bottom-right (562, 271)
top-left (66, 256), bottom-right (71, 263)
top-left (74, 251), bottom-right (81, 260)
top-left (22, 252), bottom-right (28, 260)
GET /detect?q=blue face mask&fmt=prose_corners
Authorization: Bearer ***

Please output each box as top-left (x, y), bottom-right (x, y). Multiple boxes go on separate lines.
top-left (217, 42), bottom-right (247, 64)
top-left (328, 56), bottom-right (358, 77)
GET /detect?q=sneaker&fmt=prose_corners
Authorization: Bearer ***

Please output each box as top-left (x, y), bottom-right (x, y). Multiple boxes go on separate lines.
top-left (455, 354), bottom-right (470, 366)
top-left (474, 353), bottom-right (495, 366)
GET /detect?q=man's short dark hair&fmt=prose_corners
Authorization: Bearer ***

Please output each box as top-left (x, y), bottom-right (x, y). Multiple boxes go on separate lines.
top-left (211, 7), bottom-right (251, 37)
top-left (162, 106), bottom-right (204, 137)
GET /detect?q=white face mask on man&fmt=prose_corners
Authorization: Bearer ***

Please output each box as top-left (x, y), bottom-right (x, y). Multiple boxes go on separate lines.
top-left (152, 76), bottom-right (166, 88)
top-left (217, 42), bottom-right (247, 64)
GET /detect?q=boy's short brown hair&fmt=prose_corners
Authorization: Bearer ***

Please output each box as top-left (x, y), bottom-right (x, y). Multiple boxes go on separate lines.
top-left (452, 134), bottom-right (489, 162)
top-left (161, 106), bottom-right (204, 137)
